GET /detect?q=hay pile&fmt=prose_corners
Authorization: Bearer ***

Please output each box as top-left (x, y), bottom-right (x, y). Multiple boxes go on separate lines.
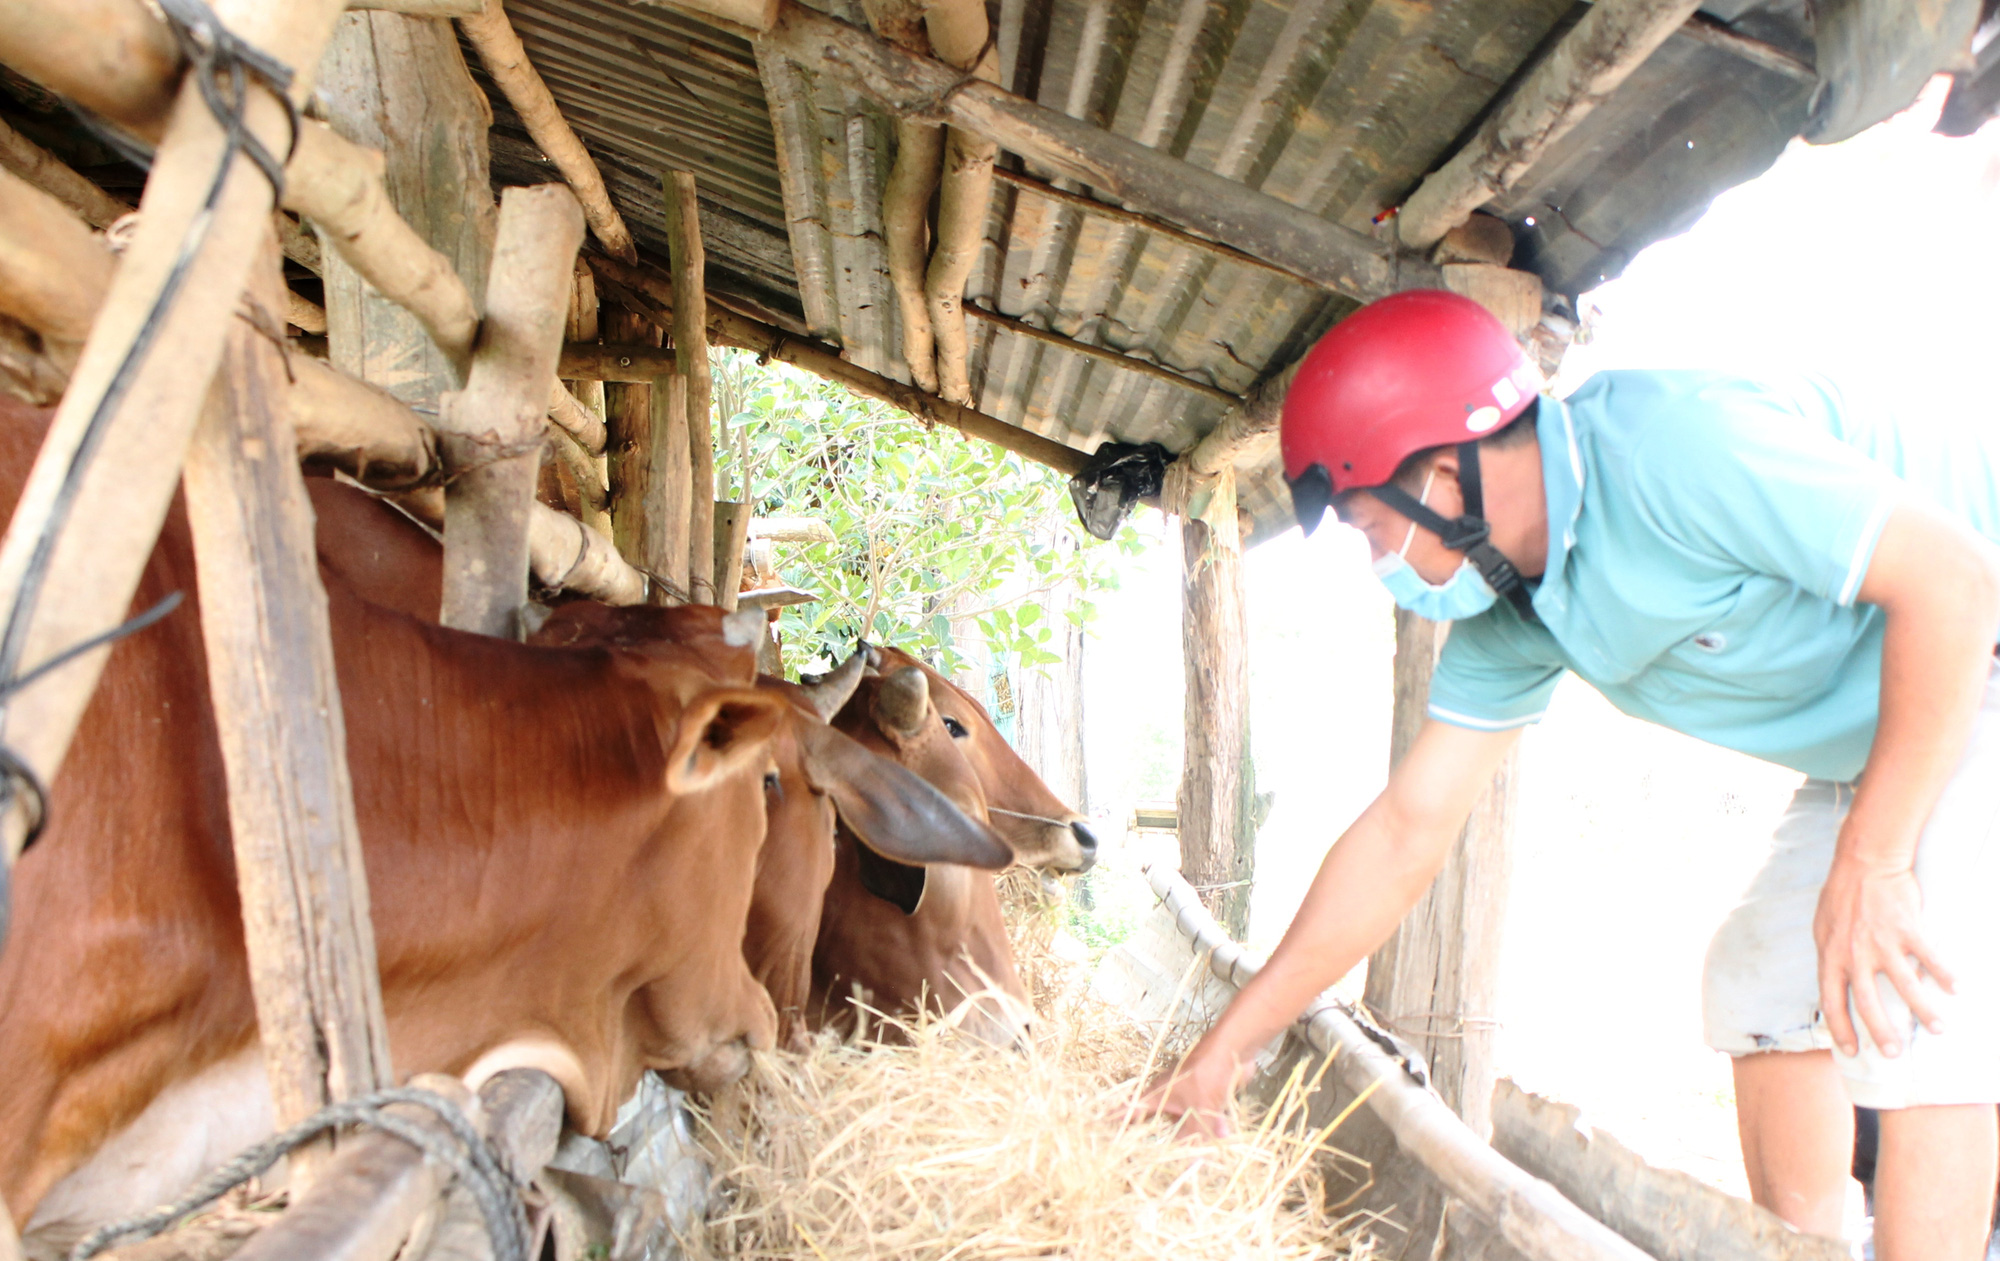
top-left (694, 878), bottom-right (1376, 1260)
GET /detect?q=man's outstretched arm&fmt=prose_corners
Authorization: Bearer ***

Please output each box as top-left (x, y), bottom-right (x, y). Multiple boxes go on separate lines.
top-left (1143, 717), bottom-right (1519, 1131)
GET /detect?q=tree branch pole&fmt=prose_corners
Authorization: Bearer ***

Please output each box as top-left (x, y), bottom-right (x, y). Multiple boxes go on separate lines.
top-left (437, 184), bottom-right (586, 637)
top-left (581, 255), bottom-right (1089, 476)
top-left (861, 0), bottom-right (942, 392)
top-left (183, 228), bottom-right (392, 1179)
top-left (760, 0), bottom-right (1427, 302)
top-left (663, 171), bottom-right (716, 602)
top-left (458, 0), bottom-right (637, 263)
top-left (1395, 0), bottom-right (1705, 250)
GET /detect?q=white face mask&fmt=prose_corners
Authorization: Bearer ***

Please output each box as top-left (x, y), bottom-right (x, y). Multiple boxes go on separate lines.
top-left (1369, 468), bottom-right (1500, 621)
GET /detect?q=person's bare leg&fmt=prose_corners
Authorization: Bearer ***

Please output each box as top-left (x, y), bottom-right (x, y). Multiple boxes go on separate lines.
top-left (1733, 1049), bottom-right (1852, 1237)
top-left (1872, 1104), bottom-right (1997, 1261)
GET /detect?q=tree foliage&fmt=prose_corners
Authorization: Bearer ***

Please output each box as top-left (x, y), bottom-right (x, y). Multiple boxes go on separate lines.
top-left (712, 350), bottom-right (1141, 676)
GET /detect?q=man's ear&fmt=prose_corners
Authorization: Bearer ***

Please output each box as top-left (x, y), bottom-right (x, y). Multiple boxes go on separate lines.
top-left (797, 722), bottom-right (1012, 869)
top-left (664, 688), bottom-right (787, 795)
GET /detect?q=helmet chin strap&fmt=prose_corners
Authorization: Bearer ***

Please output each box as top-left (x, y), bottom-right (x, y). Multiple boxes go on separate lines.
top-left (1365, 440), bottom-right (1532, 612)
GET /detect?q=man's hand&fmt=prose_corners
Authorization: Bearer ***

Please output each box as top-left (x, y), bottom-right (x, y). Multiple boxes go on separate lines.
top-left (1131, 720), bottom-right (1518, 1137)
top-left (1138, 1039), bottom-right (1253, 1138)
top-left (1814, 858), bottom-right (1951, 1058)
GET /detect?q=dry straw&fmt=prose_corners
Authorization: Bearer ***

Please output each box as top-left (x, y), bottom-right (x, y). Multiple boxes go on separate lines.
top-left (693, 877), bottom-right (1379, 1260)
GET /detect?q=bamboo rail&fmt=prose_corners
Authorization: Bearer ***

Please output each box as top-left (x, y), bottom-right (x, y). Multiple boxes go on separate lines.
top-left (1141, 862), bottom-right (1654, 1261)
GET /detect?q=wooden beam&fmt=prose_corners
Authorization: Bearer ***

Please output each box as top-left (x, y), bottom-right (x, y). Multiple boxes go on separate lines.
top-left (647, 0), bottom-right (781, 34)
top-left (1144, 863), bottom-right (1655, 1261)
top-left (437, 184), bottom-right (585, 637)
top-left (459, 0), bottom-right (637, 263)
top-left (759, 1), bottom-right (1424, 303)
top-left (347, 0), bottom-right (484, 15)
top-left (922, 0), bottom-right (999, 405)
top-left (0, 116), bottom-right (130, 231)
top-left (863, 0), bottom-right (942, 393)
top-left (664, 171), bottom-right (716, 602)
top-left (965, 302), bottom-right (1239, 405)
top-left (0, 0), bottom-right (347, 865)
top-left (1493, 1080), bottom-right (1850, 1261)
top-left (1676, 11), bottom-right (1813, 83)
top-left (1181, 361), bottom-right (1296, 478)
top-left (1396, 0), bottom-right (1705, 251)
top-left (581, 255), bottom-right (1090, 476)
top-left (990, 167), bottom-right (1319, 290)
top-left (184, 228), bottom-right (392, 1178)
top-left (0, 166), bottom-right (113, 367)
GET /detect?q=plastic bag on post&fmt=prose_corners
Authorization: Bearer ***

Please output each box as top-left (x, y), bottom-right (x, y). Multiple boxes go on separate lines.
top-left (1067, 442), bottom-right (1169, 540)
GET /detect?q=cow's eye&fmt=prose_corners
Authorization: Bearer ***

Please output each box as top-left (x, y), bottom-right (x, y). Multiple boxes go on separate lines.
top-left (942, 716), bottom-right (969, 738)
top-left (763, 771), bottom-right (781, 793)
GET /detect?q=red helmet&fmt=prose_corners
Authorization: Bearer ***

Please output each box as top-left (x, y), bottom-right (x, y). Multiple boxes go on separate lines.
top-left (1282, 290), bottom-right (1539, 532)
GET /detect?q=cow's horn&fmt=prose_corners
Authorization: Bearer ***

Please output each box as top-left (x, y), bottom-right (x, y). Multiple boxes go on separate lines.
top-left (721, 607), bottom-right (765, 648)
top-left (872, 665), bottom-right (929, 738)
top-left (801, 648), bottom-right (868, 721)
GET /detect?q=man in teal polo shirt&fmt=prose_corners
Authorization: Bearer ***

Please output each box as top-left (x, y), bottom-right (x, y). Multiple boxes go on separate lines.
top-left (1143, 290), bottom-right (2000, 1259)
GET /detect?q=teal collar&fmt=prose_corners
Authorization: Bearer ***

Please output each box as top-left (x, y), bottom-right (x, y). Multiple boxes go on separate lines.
top-left (1531, 395), bottom-right (1586, 619)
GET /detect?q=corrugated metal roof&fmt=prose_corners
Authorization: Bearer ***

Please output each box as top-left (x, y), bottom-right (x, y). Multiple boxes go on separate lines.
top-left (475, 0), bottom-right (1817, 538)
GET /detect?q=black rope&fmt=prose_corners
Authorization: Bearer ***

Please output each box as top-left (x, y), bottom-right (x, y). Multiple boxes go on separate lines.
top-left (0, 0), bottom-right (296, 944)
top-left (68, 1087), bottom-right (530, 1261)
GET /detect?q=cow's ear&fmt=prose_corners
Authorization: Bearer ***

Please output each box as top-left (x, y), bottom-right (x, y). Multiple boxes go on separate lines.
top-left (797, 723), bottom-right (1012, 869)
top-left (665, 688), bottom-right (787, 795)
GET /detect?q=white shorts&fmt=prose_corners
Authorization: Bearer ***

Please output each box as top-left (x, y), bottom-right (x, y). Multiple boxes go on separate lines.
top-left (1702, 665), bottom-right (2000, 1110)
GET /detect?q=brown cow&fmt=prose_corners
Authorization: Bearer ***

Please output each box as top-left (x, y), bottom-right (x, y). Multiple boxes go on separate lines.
top-left (0, 406), bottom-right (1003, 1252)
top-left (305, 480), bottom-right (1012, 1045)
top-left (811, 648), bottom-right (1097, 1042)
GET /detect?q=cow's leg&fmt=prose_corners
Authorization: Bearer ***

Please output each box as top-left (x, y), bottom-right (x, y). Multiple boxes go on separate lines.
top-left (1872, 1104), bottom-right (1997, 1261)
top-left (1731, 1049), bottom-right (1852, 1237)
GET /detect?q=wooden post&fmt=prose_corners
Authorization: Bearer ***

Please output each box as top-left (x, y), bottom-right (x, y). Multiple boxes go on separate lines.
top-left (1363, 608), bottom-right (1517, 1137)
top-left (183, 229), bottom-right (392, 1177)
top-left (663, 171), bottom-right (715, 603)
top-left (713, 501), bottom-right (751, 612)
top-left (437, 184), bottom-right (585, 636)
top-left (1176, 471), bottom-right (1254, 938)
top-left (317, 7), bottom-right (496, 411)
top-left (602, 306), bottom-right (682, 597)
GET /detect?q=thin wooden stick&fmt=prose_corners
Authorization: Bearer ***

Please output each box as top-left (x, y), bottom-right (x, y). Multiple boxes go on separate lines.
top-left (0, 116), bottom-right (130, 231)
top-left (458, 0), bottom-right (637, 263)
top-left (663, 171), bottom-right (715, 602)
top-left (713, 501), bottom-right (751, 612)
top-left (436, 183), bottom-right (585, 637)
top-left (1395, 0), bottom-right (1704, 250)
top-left (184, 227), bottom-right (393, 1180)
top-left (964, 302), bottom-right (1239, 405)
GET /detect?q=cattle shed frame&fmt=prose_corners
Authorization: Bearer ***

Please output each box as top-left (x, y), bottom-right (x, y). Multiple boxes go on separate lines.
top-left (0, 0), bottom-right (1989, 1258)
